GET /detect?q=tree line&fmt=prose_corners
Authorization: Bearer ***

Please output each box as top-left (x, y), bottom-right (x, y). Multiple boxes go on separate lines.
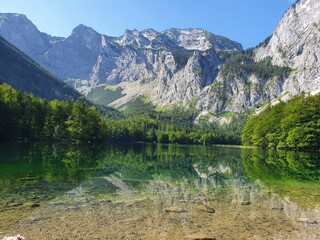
top-left (0, 83), bottom-right (107, 141)
top-left (242, 93), bottom-right (320, 150)
top-left (0, 83), bottom-right (245, 144)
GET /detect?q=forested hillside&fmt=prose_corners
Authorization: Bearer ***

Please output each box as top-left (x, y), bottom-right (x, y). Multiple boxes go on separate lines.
top-left (0, 83), bottom-right (107, 141)
top-left (242, 94), bottom-right (320, 150)
top-left (218, 48), bottom-right (291, 80)
top-left (0, 83), bottom-right (246, 144)
top-left (0, 35), bottom-right (82, 101)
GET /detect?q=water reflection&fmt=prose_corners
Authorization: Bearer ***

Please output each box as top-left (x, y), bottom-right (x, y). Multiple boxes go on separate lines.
top-left (242, 148), bottom-right (320, 206)
top-left (0, 143), bottom-right (319, 239)
top-left (242, 148), bottom-right (320, 181)
top-left (242, 148), bottom-right (320, 226)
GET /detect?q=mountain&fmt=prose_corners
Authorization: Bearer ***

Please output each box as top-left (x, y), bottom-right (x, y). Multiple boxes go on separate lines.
top-left (255, 0), bottom-right (320, 96)
top-left (191, 0), bottom-right (320, 117)
top-left (0, 13), bottom-right (242, 111)
top-left (0, 34), bottom-right (82, 101)
top-left (197, 0), bottom-right (320, 115)
top-left (0, 0), bottom-right (319, 119)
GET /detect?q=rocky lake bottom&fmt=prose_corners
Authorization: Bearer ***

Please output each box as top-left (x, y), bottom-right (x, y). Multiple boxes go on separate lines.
top-left (0, 143), bottom-right (319, 239)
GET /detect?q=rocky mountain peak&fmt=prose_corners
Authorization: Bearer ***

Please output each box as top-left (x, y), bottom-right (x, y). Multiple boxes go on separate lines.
top-left (162, 28), bottom-right (242, 51)
top-left (141, 28), bottom-right (159, 41)
top-left (255, 0), bottom-right (320, 94)
top-left (162, 28), bottom-right (212, 51)
top-left (116, 29), bottom-right (150, 47)
top-left (0, 13), bottom-right (50, 57)
top-left (71, 24), bottom-right (100, 38)
top-left (0, 13), bottom-right (29, 25)
top-left (67, 24), bottom-right (102, 51)
top-left (3, 5), bottom-right (318, 119)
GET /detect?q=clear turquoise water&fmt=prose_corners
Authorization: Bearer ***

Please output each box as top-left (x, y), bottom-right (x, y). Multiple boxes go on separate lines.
top-left (0, 142), bottom-right (319, 239)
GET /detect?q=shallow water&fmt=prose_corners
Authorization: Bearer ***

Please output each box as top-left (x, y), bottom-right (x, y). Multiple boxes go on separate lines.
top-left (0, 142), bottom-right (319, 239)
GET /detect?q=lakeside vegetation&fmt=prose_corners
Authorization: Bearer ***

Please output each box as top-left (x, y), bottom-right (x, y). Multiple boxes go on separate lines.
top-left (0, 83), bottom-right (245, 144)
top-left (2, 81), bottom-right (319, 150)
top-left (242, 93), bottom-right (320, 150)
top-left (0, 83), bottom-right (107, 141)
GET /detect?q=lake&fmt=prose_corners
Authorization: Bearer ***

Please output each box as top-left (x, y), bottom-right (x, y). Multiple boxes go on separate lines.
top-left (0, 142), bottom-right (319, 239)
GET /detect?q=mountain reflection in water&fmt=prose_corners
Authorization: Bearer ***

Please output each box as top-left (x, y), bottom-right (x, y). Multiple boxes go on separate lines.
top-left (0, 142), bottom-right (319, 239)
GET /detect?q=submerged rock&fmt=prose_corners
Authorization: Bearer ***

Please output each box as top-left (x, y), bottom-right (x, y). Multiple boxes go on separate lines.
top-left (241, 201), bottom-right (251, 206)
top-left (23, 202), bottom-right (41, 208)
top-left (297, 217), bottom-right (318, 224)
top-left (2, 235), bottom-right (25, 240)
top-left (7, 203), bottom-right (23, 208)
top-left (164, 207), bottom-right (188, 213)
top-left (196, 204), bottom-right (215, 213)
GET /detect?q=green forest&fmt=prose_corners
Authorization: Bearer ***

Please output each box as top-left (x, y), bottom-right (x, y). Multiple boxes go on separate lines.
top-left (218, 49), bottom-right (291, 80)
top-left (0, 83), bottom-right (245, 144)
top-left (2, 30), bottom-right (317, 149)
top-left (2, 81), bottom-right (320, 150)
top-left (242, 93), bottom-right (320, 150)
top-left (0, 83), bottom-right (107, 141)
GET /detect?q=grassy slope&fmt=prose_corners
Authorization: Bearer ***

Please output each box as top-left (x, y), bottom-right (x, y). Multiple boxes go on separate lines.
top-left (87, 85), bottom-right (125, 106)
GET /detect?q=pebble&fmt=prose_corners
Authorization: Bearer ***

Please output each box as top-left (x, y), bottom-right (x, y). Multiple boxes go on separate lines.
top-left (23, 202), bottom-right (41, 208)
top-left (241, 201), bottom-right (251, 206)
top-left (164, 207), bottom-right (188, 213)
top-left (297, 218), bottom-right (318, 224)
top-left (196, 204), bottom-right (215, 213)
top-left (271, 207), bottom-right (284, 211)
top-left (8, 203), bottom-right (23, 207)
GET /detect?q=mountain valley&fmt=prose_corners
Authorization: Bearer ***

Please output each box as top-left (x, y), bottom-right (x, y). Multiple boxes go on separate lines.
top-left (0, 0), bottom-right (319, 122)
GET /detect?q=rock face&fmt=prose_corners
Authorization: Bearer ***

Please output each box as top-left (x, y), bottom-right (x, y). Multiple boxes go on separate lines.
top-left (0, 13), bottom-right (51, 57)
top-left (0, 13), bottom-right (242, 109)
top-left (255, 0), bottom-right (320, 95)
top-left (199, 0), bottom-right (320, 115)
top-left (200, 0), bottom-right (320, 113)
top-left (0, 0), bottom-right (319, 116)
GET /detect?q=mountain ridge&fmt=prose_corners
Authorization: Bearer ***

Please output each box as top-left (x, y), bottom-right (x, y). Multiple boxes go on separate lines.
top-left (0, 34), bottom-right (82, 101)
top-left (255, 0), bottom-right (320, 96)
top-left (0, 0), bottom-right (319, 120)
top-left (0, 12), bottom-right (243, 111)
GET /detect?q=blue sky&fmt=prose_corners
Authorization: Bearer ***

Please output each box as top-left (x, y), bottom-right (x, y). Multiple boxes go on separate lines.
top-left (0, 0), bottom-right (294, 49)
